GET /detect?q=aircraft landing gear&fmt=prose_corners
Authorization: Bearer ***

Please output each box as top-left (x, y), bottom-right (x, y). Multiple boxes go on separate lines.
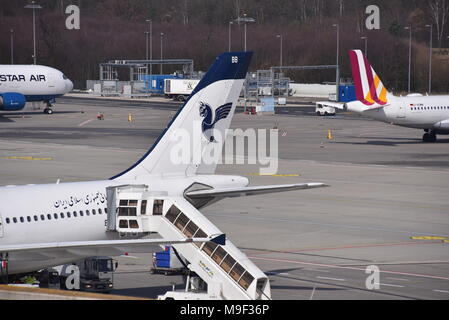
top-left (423, 131), bottom-right (437, 143)
top-left (43, 101), bottom-right (54, 115)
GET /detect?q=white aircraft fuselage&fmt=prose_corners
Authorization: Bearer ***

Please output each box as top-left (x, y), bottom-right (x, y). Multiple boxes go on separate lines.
top-left (0, 64), bottom-right (73, 112)
top-left (0, 175), bottom-right (247, 274)
top-left (347, 95), bottom-right (449, 133)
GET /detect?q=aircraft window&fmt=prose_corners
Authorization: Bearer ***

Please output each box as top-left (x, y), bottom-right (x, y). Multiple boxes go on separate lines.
top-left (238, 271), bottom-right (255, 290)
top-left (129, 220), bottom-right (139, 229)
top-left (174, 212), bottom-right (189, 231)
top-left (73, 211), bottom-right (77, 217)
top-left (60, 213), bottom-right (65, 219)
top-left (13, 218), bottom-right (17, 223)
top-left (67, 212), bottom-right (71, 218)
top-left (54, 213), bottom-right (58, 219)
top-left (229, 263), bottom-right (245, 283)
top-left (47, 214), bottom-right (52, 220)
top-left (183, 220), bottom-right (199, 238)
top-left (153, 200), bottom-right (164, 215)
top-left (98, 209), bottom-right (102, 215)
top-left (92, 209), bottom-right (96, 215)
top-left (119, 220), bottom-right (128, 228)
top-left (27, 216), bottom-right (31, 222)
top-left (202, 242), bottom-right (218, 256)
top-left (86, 210), bottom-right (90, 216)
top-left (34, 215), bottom-right (38, 221)
top-left (62, 74), bottom-right (68, 80)
top-left (41, 215), bottom-right (45, 221)
top-left (20, 217), bottom-right (24, 223)
top-left (165, 205), bottom-right (181, 223)
top-left (220, 254), bottom-right (237, 273)
top-left (5, 218), bottom-right (10, 224)
top-left (105, 208), bottom-right (107, 214)
top-left (80, 211), bottom-right (84, 217)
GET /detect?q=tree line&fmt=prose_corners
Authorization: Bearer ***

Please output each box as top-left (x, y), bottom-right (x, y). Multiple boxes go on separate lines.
top-left (1, 0), bottom-right (449, 93)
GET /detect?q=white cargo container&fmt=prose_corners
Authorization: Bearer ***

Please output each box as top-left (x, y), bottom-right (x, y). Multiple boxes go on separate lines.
top-left (164, 79), bottom-right (200, 101)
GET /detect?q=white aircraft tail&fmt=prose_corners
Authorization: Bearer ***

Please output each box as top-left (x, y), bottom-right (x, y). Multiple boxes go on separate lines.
top-left (112, 52), bottom-right (252, 180)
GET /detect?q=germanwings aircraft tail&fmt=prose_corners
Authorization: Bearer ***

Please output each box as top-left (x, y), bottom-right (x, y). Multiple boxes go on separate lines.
top-left (112, 52), bottom-right (252, 180)
top-left (349, 50), bottom-right (390, 108)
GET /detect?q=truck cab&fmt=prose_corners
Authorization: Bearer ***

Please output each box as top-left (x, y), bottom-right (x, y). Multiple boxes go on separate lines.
top-left (79, 257), bottom-right (116, 292)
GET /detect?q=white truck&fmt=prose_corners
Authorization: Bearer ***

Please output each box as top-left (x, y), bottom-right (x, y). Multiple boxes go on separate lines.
top-left (164, 79), bottom-right (200, 102)
top-left (315, 101), bottom-right (337, 116)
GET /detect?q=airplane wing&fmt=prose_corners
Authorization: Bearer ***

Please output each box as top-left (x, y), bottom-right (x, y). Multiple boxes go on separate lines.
top-left (0, 235), bottom-right (225, 257)
top-left (185, 183), bottom-right (328, 199)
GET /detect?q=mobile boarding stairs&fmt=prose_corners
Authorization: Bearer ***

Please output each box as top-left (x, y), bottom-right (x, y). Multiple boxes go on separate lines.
top-left (106, 185), bottom-right (271, 300)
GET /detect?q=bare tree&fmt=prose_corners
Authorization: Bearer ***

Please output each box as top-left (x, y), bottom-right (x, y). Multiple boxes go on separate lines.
top-left (429, 0), bottom-right (449, 48)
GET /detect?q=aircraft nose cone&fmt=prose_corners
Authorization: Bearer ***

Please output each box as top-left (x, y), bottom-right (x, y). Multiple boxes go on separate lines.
top-left (66, 79), bottom-right (74, 92)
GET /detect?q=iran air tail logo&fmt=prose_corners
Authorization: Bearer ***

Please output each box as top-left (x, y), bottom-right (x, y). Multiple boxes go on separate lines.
top-left (199, 102), bottom-right (232, 142)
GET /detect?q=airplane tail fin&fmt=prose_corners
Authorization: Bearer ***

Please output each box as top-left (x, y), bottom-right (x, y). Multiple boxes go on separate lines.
top-left (112, 52), bottom-right (252, 180)
top-left (349, 50), bottom-right (388, 107)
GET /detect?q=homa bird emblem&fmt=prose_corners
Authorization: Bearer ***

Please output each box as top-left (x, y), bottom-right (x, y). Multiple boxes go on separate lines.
top-left (199, 102), bottom-right (233, 142)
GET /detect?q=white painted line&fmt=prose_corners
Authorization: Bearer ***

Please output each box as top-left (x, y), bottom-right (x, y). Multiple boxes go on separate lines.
top-left (386, 277), bottom-right (410, 282)
top-left (317, 276), bottom-right (346, 282)
top-left (375, 283), bottom-right (404, 288)
top-left (433, 289), bottom-right (449, 294)
top-left (78, 119), bottom-right (95, 127)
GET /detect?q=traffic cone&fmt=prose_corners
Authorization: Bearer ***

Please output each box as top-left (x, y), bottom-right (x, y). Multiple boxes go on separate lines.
top-left (327, 129), bottom-right (334, 140)
top-left (128, 114), bottom-right (134, 122)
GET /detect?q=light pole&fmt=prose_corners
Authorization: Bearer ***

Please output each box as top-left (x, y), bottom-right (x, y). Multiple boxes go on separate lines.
top-left (404, 26), bottom-right (412, 93)
top-left (361, 36), bottom-right (368, 58)
top-left (276, 34), bottom-right (283, 67)
top-left (228, 21), bottom-right (233, 52)
top-left (24, 1), bottom-right (42, 65)
top-left (160, 32), bottom-right (164, 75)
top-left (10, 29), bottom-right (14, 65)
top-left (426, 24), bottom-right (433, 94)
top-left (332, 24), bottom-right (340, 101)
top-left (235, 14), bottom-right (255, 51)
top-left (146, 19), bottom-right (152, 75)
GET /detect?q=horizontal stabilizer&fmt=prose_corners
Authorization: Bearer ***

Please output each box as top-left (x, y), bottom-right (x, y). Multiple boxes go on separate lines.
top-left (185, 183), bottom-right (328, 199)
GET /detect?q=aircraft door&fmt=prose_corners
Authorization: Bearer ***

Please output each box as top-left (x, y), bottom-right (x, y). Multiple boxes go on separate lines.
top-left (47, 73), bottom-right (56, 89)
top-left (0, 213), bottom-right (4, 238)
top-left (397, 105), bottom-right (406, 118)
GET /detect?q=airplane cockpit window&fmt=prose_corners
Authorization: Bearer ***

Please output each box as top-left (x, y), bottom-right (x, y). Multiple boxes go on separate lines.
top-left (62, 74), bottom-right (68, 80)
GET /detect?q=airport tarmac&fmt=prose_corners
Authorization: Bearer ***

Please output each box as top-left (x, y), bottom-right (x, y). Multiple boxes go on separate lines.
top-left (0, 96), bottom-right (448, 300)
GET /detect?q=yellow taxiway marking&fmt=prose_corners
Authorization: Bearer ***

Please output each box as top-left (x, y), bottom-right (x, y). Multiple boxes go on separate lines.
top-left (246, 173), bottom-right (300, 177)
top-left (1, 156), bottom-right (53, 161)
top-left (411, 236), bottom-right (449, 241)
